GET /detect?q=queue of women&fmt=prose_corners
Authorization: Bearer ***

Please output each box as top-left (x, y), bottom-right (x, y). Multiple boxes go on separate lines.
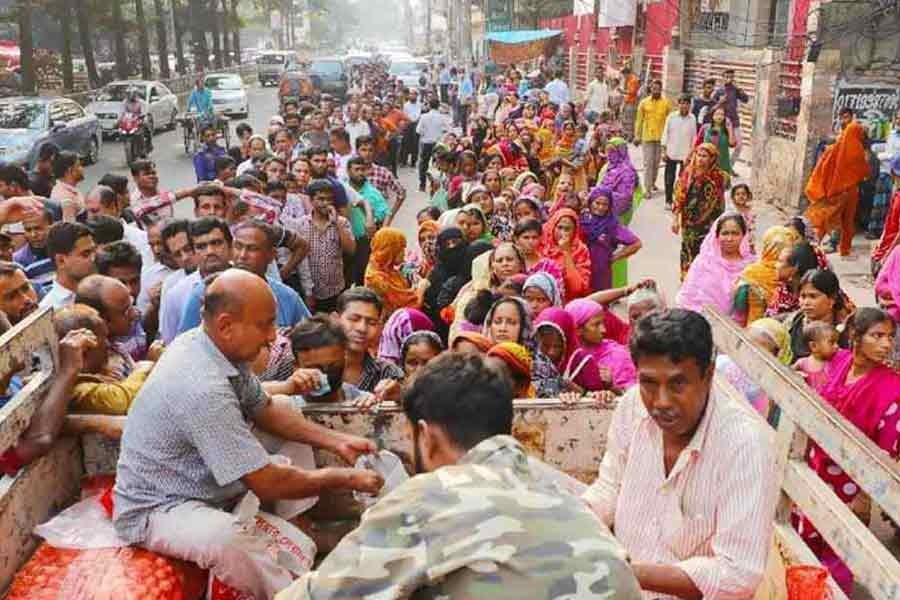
top-left (355, 66), bottom-right (900, 593)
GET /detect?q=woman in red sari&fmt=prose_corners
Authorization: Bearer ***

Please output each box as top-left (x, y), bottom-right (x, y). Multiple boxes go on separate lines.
top-left (794, 307), bottom-right (900, 594)
top-left (538, 208), bottom-right (591, 302)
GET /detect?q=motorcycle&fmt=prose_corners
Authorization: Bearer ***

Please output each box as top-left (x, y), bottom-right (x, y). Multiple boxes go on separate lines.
top-left (118, 113), bottom-right (150, 165)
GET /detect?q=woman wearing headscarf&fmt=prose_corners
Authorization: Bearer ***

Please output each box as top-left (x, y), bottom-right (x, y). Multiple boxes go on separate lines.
top-left (401, 219), bottom-right (440, 284)
top-left (596, 137), bottom-right (642, 288)
top-left (534, 307), bottom-right (579, 374)
top-left (486, 342), bottom-right (535, 398)
top-left (378, 308), bottom-right (435, 366)
top-left (875, 245), bottom-right (900, 369)
top-left (522, 271), bottom-right (564, 319)
top-left (732, 226), bottom-right (800, 327)
top-left (424, 227), bottom-right (469, 338)
top-left (581, 185), bottom-right (642, 291)
top-left (805, 111), bottom-right (871, 256)
top-left (715, 317), bottom-right (793, 415)
top-left (513, 171), bottom-right (539, 192)
top-left (451, 330), bottom-right (495, 355)
top-left (483, 296), bottom-right (563, 398)
top-left (364, 228), bottom-right (429, 317)
top-left (676, 212), bottom-right (755, 315)
top-left (672, 142), bottom-right (728, 279)
top-left (563, 298), bottom-right (636, 393)
top-left (539, 208), bottom-right (591, 302)
top-left (459, 203), bottom-right (494, 243)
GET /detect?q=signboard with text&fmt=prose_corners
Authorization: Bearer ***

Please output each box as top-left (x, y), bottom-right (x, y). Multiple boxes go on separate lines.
top-left (833, 82), bottom-right (900, 138)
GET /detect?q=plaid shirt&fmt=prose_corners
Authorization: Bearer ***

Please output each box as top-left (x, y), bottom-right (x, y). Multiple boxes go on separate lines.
top-left (367, 163), bottom-right (406, 206)
top-left (130, 189), bottom-right (175, 222)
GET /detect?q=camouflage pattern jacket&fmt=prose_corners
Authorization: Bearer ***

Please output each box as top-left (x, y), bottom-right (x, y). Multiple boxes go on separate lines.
top-left (276, 434), bottom-right (642, 600)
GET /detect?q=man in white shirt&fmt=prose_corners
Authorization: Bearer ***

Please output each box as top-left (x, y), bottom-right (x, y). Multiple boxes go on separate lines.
top-left (661, 95), bottom-right (698, 209)
top-left (544, 70), bottom-right (571, 107)
top-left (39, 221), bottom-right (97, 310)
top-left (344, 104), bottom-right (371, 152)
top-left (401, 89), bottom-right (423, 168)
top-left (584, 68), bottom-right (609, 116)
top-left (583, 309), bottom-right (778, 599)
top-left (416, 98), bottom-right (448, 192)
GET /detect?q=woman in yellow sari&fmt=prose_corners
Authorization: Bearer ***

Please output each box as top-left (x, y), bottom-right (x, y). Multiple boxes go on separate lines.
top-left (364, 228), bottom-right (430, 317)
top-left (731, 226), bottom-right (800, 326)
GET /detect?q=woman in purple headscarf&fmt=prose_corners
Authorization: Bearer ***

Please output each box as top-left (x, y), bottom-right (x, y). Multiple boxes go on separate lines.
top-left (378, 308), bottom-right (435, 365)
top-left (596, 137), bottom-right (643, 287)
top-left (581, 185), bottom-right (642, 292)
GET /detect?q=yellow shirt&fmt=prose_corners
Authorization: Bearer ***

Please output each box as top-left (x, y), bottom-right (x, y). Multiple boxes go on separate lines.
top-left (70, 365), bottom-right (151, 415)
top-left (634, 96), bottom-right (673, 143)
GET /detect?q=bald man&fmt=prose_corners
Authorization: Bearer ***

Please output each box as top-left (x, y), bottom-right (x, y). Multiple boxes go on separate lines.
top-left (76, 274), bottom-right (142, 379)
top-left (113, 269), bottom-right (382, 600)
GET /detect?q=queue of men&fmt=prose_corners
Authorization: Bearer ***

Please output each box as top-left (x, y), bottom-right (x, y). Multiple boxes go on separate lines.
top-left (0, 57), bottom-right (790, 600)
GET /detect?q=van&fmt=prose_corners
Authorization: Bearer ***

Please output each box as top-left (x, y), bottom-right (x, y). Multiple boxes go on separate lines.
top-left (257, 51), bottom-right (295, 86)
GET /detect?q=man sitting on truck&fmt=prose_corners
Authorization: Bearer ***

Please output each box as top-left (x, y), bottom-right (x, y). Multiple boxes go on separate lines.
top-left (583, 309), bottom-right (780, 599)
top-left (276, 352), bottom-right (643, 600)
top-left (113, 269), bottom-right (383, 600)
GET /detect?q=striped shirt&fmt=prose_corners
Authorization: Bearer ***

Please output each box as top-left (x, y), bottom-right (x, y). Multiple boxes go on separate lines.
top-left (13, 244), bottom-right (55, 287)
top-left (583, 385), bottom-right (778, 599)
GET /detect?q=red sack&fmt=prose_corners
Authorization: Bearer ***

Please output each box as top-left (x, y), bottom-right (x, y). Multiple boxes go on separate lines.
top-left (7, 543), bottom-right (207, 600)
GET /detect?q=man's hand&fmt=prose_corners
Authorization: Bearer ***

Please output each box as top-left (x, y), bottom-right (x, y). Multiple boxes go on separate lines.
top-left (0, 196), bottom-right (44, 225)
top-left (671, 218), bottom-right (681, 235)
top-left (373, 379), bottom-right (401, 405)
top-left (58, 328), bottom-right (98, 374)
top-left (148, 282), bottom-right (164, 309)
top-left (343, 468), bottom-right (384, 494)
top-left (331, 433), bottom-right (377, 465)
top-left (289, 368), bottom-right (324, 396)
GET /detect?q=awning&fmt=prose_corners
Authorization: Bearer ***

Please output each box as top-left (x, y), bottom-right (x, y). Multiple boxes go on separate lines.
top-left (487, 30), bottom-right (562, 66)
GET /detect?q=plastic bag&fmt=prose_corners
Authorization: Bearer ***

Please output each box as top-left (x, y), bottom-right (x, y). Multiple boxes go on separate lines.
top-left (208, 493), bottom-right (317, 600)
top-left (353, 450), bottom-right (409, 507)
top-left (6, 543), bottom-right (206, 600)
top-left (786, 565), bottom-right (830, 600)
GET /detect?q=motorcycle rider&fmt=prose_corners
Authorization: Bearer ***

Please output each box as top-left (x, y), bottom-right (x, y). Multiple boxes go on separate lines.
top-left (122, 89), bottom-right (153, 153)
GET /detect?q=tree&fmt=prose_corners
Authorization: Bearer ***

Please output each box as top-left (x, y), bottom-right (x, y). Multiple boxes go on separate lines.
top-left (221, 0), bottom-right (232, 66)
top-left (74, 0), bottom-right (100, 87)
top-left (153, 0), bottom-right (172, 78)
top-left (230, 0), bottom-right (241, 63)
top-left (112, 0), bottom-right (129, 78)
top-left (17, 0), bottom-right (35, 94)
top-left (134, 0), bottom-right (153, 78)
top-left (189, 0), bottom-right (209, 71)
top-left (58, 0), bottom-right (74, 91)
top-left (172, 0), bottom-right (188, 73)
top-left (210, 0), bottom-right (223, 68)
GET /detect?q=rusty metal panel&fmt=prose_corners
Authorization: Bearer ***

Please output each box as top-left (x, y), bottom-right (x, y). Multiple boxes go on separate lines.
top-left (0, 438), bottom-right (82, 591)
top-left (0, 308), bottom-right (58, 452)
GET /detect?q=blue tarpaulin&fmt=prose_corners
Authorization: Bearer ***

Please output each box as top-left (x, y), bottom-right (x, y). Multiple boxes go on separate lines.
top-left (485, 30), bottom-right (562, 44)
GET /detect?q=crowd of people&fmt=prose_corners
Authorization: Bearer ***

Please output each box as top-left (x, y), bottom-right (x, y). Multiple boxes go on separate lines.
top-left (0, 54), bottom-right (897, 599)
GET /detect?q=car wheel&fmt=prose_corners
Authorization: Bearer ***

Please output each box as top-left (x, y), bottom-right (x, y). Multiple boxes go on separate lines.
top-left (84, 136), bottom-right (100, 165)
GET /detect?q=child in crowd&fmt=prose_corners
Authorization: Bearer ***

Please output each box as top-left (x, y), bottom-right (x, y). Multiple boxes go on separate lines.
top-left (728, 183), bottom-right (756, 253)
top-left (793, 320), bottom-right (840, 390)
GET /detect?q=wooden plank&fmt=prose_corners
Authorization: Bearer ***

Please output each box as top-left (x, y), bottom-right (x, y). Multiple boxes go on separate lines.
top-left (0, 437), bottom-right (83, 591)
top-left (704, 307), bottom-right (900, 526)
top-left (783, 460), bottom-right (900, 600)
top-left (0, 307), bottom-right (58, 451)
top-left (772, 523), bottom-right (850, 600)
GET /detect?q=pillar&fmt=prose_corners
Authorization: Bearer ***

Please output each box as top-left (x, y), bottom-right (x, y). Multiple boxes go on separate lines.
top-left (661, 45), bottom-right (684, 98)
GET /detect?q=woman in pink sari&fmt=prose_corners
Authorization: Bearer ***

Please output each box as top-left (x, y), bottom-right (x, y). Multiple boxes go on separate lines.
top-left (563, 298), bottom-right (636, 393)
top-left (675, 212), bottom-right (755, 314)
top-left (875, 245), bottom-right (900, 369)
top-left (794, 307), bottom-right (900, 594)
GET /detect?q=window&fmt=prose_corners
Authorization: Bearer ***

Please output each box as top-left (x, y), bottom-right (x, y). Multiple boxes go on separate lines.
top-left (0, 101), bottom-right (46, 129)
top-left (158, 84), bottom-right (172, 97)
top-left (65, 102), bottom-right (85, 120)
top-left (205, 76), bottom-right (243, 90)
top-left (258, 54), bottom-right (287, 65)
top-left (310, 61), bottom-right (343, 76)
top-left (98, 84), bottom-right (146, 102)
top-left (49, 102), bottom-right (72, 124)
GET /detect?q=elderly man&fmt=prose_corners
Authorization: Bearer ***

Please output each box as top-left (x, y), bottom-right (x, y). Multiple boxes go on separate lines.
top-left (113, 269), bottom-right (382, 600)
top-left (15, 207), bottom-right (56, 288)
top-left (76, 273), bottom-right (143, 378)
top-left (276, 352), bottom-right (642, 600)
top-left (583, 309), bottom-right (779, 599)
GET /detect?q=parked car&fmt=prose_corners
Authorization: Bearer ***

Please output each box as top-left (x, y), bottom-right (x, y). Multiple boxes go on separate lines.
top-left (389, 58), bottom-right (429, 90)
top-left (205, 73), bottom-right (249, 118)
top-left (257, 51), bottom-right (296, 86)
top-left (308, 57), bottom-right (348, 100)
top-left (85, 80), bottom-right (178, 138)
top-left (0, 96), bottom-right (101, 169)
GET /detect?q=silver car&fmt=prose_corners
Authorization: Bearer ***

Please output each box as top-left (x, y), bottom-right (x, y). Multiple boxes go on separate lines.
top-left (205, 73), bottom-right (249, 118)
top-left (86, 80), bottom-right (179, 138)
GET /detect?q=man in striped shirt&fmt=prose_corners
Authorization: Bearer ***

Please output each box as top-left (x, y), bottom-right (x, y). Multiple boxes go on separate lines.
top-left (15, 208), bottom-right (56, 288)
top-left (583, 309), bottom-right (779, 599)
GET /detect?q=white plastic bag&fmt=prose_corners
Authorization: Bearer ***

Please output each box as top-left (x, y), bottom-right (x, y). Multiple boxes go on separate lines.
top-left (353, 450), bottom-right (409, 508)
top-left (34, 495), bottom-right (128, 549)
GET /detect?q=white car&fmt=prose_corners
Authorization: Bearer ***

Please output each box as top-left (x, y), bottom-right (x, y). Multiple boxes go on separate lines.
top-left (389, 59), bottom-right (429, 90)
top-left (86, 80), bottom-right (179, 138)
top-left (205, 73), bottom-right (249, 118)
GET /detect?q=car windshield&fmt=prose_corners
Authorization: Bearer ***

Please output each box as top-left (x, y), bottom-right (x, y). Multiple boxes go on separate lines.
top-left (206, 76), bottom-right (242, 90)
top-left (97, 84), bottom-right (146, 102)
top-left (0, 101), bottom-right (45, 130)
top-left (310, 61), bottom-right (342, 76)
top-left (390, 62), bottom-right (424, 76)
top-left (258, 54), bottom-right (286, 64)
